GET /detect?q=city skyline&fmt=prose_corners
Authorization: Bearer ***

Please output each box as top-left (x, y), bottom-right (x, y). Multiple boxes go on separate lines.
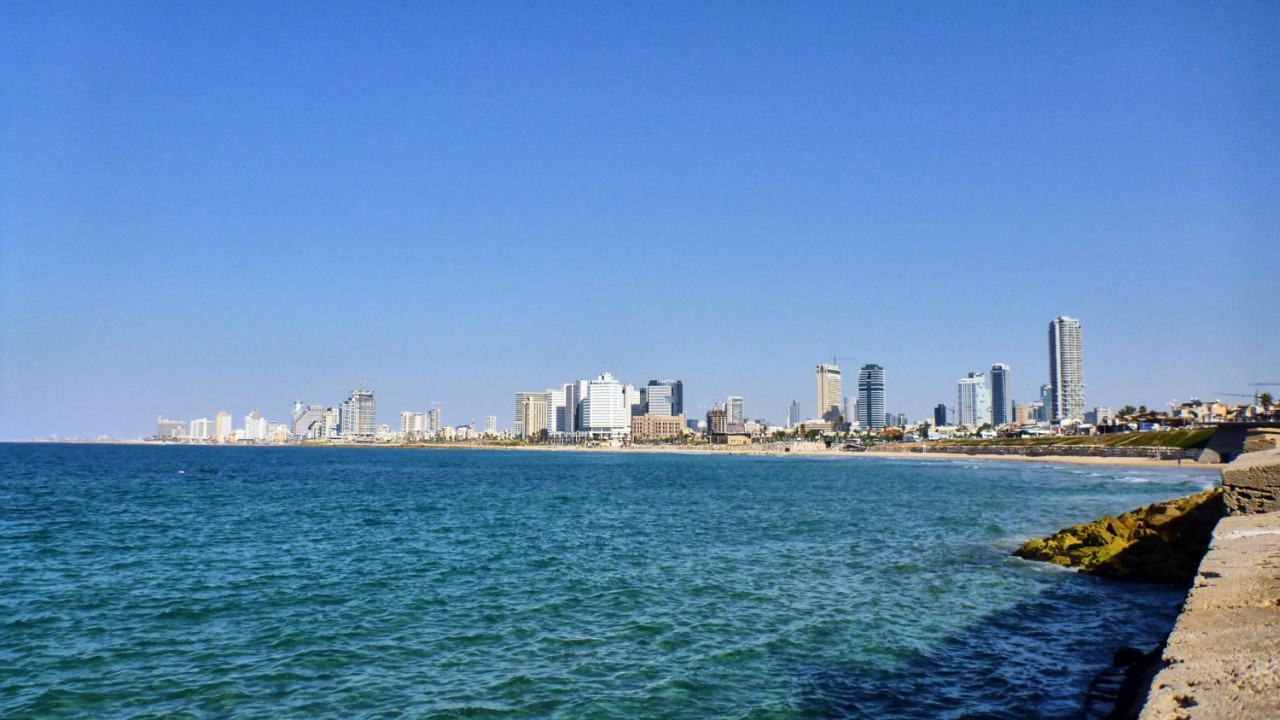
top-left (3, 4), bottom-right (1277, 440)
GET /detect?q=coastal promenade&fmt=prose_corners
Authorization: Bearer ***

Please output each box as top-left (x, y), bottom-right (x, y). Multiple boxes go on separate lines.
top-left (1140, 449), bottom-right (1280, 719)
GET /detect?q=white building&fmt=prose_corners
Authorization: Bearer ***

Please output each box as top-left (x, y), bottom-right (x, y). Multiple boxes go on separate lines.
top-left (727, 396), bottom-right (745, 424)
top-left (1049, 316), bottom-right (1085, 422)
top-left (623, 384), bottom-right (642, 417)
top-left (214, 412), bottom-right (232, 442)
top-left (957, 373), bottom-right (993, 428)
top-left (401, 411), bottom-right (426, 436)
top-left (641, 384), bottom-right (673, 416)
top-left (484, 416), bottom-right (497, 435)
top-left (581, 372), bottom-right (630, 439)
top-left (190, 417), bottom-right (212, 440)
top-left (244, 410), bottom-right (267, 441)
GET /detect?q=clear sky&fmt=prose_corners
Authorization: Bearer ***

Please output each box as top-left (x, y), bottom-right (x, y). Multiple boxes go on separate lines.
top-left (2, 2), bottom-right (1277, 439)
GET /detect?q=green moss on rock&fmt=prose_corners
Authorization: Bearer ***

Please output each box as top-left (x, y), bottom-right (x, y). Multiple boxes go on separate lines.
top-left (1013, 489), bottom-right (1223, 585)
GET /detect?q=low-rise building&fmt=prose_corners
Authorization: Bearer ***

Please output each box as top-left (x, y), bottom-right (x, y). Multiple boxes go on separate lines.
top-left (631, 413), bottom-right (686, 442)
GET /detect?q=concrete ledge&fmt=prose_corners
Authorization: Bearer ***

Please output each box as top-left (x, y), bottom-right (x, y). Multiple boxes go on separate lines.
top-left (1139, 511), bottom-right (1280, 719)
top-left (1223, 449), bottom-right (1280, 515)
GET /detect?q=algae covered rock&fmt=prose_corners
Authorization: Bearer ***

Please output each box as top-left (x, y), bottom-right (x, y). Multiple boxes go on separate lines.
top-left (1013, 489), bottom-right (1223, 585)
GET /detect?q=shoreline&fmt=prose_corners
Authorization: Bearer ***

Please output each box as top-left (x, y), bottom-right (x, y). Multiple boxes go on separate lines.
top-left (14, 439), bottom-right (1216, 469)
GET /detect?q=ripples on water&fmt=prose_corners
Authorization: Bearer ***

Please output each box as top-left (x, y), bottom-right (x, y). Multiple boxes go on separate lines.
top-left (0, 445), bottom-right (1218, 718)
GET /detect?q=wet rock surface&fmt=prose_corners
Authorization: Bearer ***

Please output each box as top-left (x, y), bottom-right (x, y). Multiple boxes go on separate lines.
top-left (1014, 490), bottom-right (1224, 585)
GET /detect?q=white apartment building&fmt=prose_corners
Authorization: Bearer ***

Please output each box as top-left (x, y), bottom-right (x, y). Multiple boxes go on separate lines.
top-left (956, 373), bottom-right (992, 428)
top-left (816, 364), bottom-right (841, 423)
top-left (401, 411), bottom-right (426, 436)
top-left (1049, 316), bottom-right (1085, 422)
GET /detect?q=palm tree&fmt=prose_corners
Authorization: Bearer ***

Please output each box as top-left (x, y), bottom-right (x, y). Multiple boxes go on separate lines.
top-left (1260, 393), bottom-right (1274, 410)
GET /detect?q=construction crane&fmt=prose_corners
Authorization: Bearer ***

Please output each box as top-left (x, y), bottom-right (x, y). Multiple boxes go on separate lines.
top-left (336, 379), bottom-right (373, 436)
top-left (829, 355), bottom-right (857, 367)
top-left (1213, 392), bottom-right (1261, 404)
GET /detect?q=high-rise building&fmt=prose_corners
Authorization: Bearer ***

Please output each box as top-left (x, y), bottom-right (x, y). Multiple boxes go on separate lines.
top-left (1038, 384), bottom-right (1053, 422)
top-left (428, 407), bottom-right (441, 433)
top-left (401, 411), bottom-right (426, 435)
top-left (857, 364), bottom-right (885, 431)
top-left (580, 372), bottom-right (629, 439)
top-left (189, 417), bottom-right (212, 440)
top-left (934, 404), bottom-right (948, 426)
top-left (886, 412), bottom-right (907, 428)
top-left (1049, 316), bottom-right (1085, 422)
top-left (816, 364), bottom-right (842, 424)
top-left (787, 400), bottom-right (801, 429)
top-left (517, 393), bottom-right (549, 440)
top-left (647, 380), bottom-right (683, 416)
top-left (214, 412), bottom-right (232, 442)
top-left (546, 389), bottom-right (566, 433)
top-left (484, 416), bottom-right (497, 434)
top-left (244, 410), bottom-right (267, 441)
top-left (340, 389), bottom-right (376, 437)
top-left (623, 384), bottom-right (642, 417)
top-left (727, 396), bottom-right (745, 424)
top-left (156, 416), bottom-right (186, 438)
top-left (292, 403), bottom-right (327, 439)
top-left (990, 364), bottom-right (1011, 426)
top-left (1014, 403), bottom-right (1029, 424)
top-left (640, 384), bottom-right (674, 416)
top-left (957, 373), bottom-right (992, 428)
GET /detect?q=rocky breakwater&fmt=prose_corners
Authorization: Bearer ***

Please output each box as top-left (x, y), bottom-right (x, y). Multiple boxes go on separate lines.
top-left (1014, 490), bottom-right (1223, 585)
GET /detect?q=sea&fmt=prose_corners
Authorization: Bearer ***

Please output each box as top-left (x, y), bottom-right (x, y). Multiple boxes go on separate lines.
top-left (0, 444), bottom-right (1220, 719)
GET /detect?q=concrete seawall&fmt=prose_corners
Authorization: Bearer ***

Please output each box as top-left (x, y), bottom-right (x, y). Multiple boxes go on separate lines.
top-left (1139, 450), bottom-right (1280, 719)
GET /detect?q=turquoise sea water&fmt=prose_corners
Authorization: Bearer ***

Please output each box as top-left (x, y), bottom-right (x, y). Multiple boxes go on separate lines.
top-left (0, 445), bottom-right (1219, 719)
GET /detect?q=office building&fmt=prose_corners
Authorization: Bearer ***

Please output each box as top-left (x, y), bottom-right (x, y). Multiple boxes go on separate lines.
top-left (623, 384), bottom-right (642, 417)
top-left (641, 384), bottom-right (673, 416)
top-left (547, 389), bottom-right (566, 434)
top-left (816, 364), bottom-right (842, 424)
top-left (647, 379), bottom-right (683, 416)
top-left (1085, 407), bottom-right (1114, 426)
top-left (1038, 384), bottom-right (1053, 422)
top-left (727, 396), bottom-right (745, 424)
top-left (787, 400), bottom-right (801, 429)
top-left (857, 364), bottom-right (885, 431)
top-left (244, 410), bottom-right (266, 441)
top-left (1049, 316), bottom-right (1085, 422)
top-left (513, 392), bottom-right (543, 439)
top-left (428, 407), bottom-right (441, 433)
top-left (957, 373), bottom-right (992, 428)
top-left (484, 416), bottom-right (497, 434)
top-left (934, 404), bottom-right (948, 426)
top-left (990, 364), bottom-right (1011, 426)
top-left (1014, 403), bottom-right (1029, 424)
top-left (156, 416), bottom-right (186, 438)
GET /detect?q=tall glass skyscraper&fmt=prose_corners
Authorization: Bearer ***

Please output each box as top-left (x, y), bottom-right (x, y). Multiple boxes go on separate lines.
top-left (857, 364), bottom-right (885, 431)
top-left (1049, 317), bottom-right (1085, 422)
top-left (990, 363), bottom-right (1011, 426)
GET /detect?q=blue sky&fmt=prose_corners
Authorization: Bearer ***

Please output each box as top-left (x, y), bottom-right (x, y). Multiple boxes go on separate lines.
top-left (2, 2), bottom-right (1277, 439)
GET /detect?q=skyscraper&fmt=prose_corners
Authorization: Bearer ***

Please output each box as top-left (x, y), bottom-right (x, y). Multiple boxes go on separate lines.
top-left (428, 407), bottom-right (441, 433)
top-left (787, 400), bottom-right (801, 429)
top-left (934, 403), bottom-right (948, 426)
top-left (517, 393), bottom-right (549, 440)
top-left (857, 364), bottom-right (885, 431)
top-left (990, 363), bottom-right (1011, 426)
top-left (647, 379), bottom-right (683, 416)
top-left (641, 384), bottom-right (674, 416)
top-left (727, 396), bottom-right (745, 424)
top-left (214, 411), bottom-right (232, 442)
top-left (339, 389), bottom-right (376, 436)
top-left (1049, 316), bottom-right (1085, 422)
top-left (957, 373), bottom-right (992, 428)
top-left (816, 364), bottom-right (842, 424)
top-left (1039, 384), bottom-right (1053, 422)
top-left (484, 416), bottom-right (497, 434)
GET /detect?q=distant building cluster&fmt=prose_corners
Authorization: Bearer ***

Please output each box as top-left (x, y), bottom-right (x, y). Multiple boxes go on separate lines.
top-left (513, 374), bottom-right (686, 444)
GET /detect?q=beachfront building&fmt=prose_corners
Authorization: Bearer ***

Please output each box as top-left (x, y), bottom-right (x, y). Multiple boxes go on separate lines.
top-left (484, 416), bottom-right (497, 435)
top-left (581, 372), bottom-right (630, 440)
top-left (516, 392), bottom-right (549, 440)
top-left (214, 412), bottom-right (232, 442)
top-left (291, 403), bottom-right (327, 439)
top-left (244, 410), bottom-right (267, 441)
top-left (156, 417), bottom-right (186, 438)
top-left (816, 363), bottom-right (842, 425)
top-left (1014, 403), bottom-right (1030, 424)
top-left (1049, 316), bottom-right (1085, 422)
top-left (957, 373), bottom-right (993, 428)
top-left (787, 400), bottom-right (801, 429)
top-left (401, 411), bottom-right (426, 437)
top-left (340, 389), bottom-right (376, 437)
top-left (631, 413), bottom-right (686, 442)
top-left (857, 364), bottom-right (885, 431)
top-left (428, 407), bottom-right (441, 433)
top-left (934, 404), bottom-right (948, 426)
top-left (990, 363), bottom-right (1011, 426)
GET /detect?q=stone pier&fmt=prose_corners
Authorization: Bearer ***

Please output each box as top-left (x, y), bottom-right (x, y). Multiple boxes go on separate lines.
top-left (1139, 450), bottom-right (1280, 719)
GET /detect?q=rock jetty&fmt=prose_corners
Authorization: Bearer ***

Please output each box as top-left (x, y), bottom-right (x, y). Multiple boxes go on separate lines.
top-left (1013, 490), bottom-right (1224, 585)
